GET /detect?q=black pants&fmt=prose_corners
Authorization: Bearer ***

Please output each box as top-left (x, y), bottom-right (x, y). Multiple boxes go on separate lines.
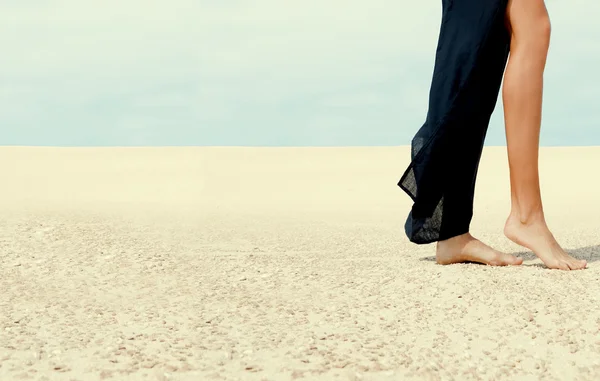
top-left (398, 0), bottom-right (511, 244)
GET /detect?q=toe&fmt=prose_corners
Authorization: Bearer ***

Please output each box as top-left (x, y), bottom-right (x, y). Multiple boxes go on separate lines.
top-left (491, 253), bottom-right (519, 266)
top-left (504, 255), bottom-right (523, 266)
top-left (566, 259), bottom-right (586, 270)
top-left (556, 261), bottom-right (570, 271)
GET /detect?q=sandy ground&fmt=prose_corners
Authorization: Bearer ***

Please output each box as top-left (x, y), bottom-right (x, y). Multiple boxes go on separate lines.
top-left (1, 146), bottom-right (600, 381)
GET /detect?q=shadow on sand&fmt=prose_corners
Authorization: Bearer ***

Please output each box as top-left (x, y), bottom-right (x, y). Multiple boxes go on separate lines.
top-left (419, 244), bottom-right (600, 267)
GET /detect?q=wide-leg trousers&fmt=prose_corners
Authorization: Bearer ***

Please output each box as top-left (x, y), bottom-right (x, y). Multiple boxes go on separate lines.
top-left (398, 0), bottom-right (511, 244)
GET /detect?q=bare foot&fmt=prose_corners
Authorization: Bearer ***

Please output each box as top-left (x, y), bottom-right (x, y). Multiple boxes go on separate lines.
top-left (436, 233), bottom-right (523, 266)
top-left (504, 215), bottom-right (587, 270)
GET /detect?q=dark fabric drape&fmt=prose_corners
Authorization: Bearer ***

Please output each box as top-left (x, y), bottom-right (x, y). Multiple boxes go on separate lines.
top-left (398, 0), bottom-right (511, 244)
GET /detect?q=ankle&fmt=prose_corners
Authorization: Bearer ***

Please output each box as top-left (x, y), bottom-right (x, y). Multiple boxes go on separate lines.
top-left (508, 208), bottom-right (545, 226)
top-left (437, 232), bottom-right (471, 245)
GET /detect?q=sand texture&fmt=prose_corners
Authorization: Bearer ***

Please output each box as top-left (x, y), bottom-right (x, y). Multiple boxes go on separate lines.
top-left (2, 146), bottom-right (600, 381)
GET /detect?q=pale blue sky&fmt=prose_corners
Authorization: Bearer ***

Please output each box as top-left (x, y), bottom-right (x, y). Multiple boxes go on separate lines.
top-left (1, 0), bottom-right (598, 146)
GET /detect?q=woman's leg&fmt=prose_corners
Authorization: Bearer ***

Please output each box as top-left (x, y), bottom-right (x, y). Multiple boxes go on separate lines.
top-left (503, 0), bottom-right (587, 270)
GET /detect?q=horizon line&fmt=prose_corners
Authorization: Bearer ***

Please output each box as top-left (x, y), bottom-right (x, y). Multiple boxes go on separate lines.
top-left (2, 145), bottom-right (600, 149)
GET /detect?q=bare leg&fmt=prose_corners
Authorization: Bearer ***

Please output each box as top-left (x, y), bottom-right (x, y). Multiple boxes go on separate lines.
top-left (502, 0), bottom-right (586, 270)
